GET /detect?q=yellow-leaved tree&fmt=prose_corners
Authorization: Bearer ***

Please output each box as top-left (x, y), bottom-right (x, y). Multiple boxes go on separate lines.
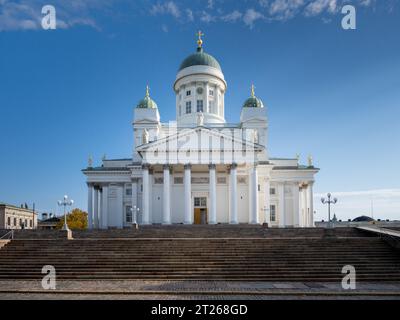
top-left (56, 208), bottom-right (88, 230)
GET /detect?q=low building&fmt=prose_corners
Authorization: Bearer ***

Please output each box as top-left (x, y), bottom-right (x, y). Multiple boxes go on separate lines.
top-left (38, 213), bottom-right (60, 230)
top-left (0, 203), bottom-right (38, 229)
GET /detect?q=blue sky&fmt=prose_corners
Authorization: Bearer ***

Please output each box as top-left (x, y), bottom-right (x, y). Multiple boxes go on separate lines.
top-left (0, 0), bottom-right (399, 220)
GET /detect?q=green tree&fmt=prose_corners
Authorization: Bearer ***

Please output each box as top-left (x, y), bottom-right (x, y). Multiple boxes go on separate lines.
top-left (56, 208), bottom-right (88, 230)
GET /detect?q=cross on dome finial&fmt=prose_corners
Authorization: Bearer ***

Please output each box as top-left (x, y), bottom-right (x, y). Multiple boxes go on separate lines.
top-left (196, 30), bottom-right (204, 48)
top-left (145, 85), bottom-right (150, 98)
top-left (251, 84), bottom-right (255, 98)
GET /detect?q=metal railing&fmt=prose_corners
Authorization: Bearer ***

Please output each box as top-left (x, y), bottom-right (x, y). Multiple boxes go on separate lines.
top-left (0, 230), bottom-right (14, 240)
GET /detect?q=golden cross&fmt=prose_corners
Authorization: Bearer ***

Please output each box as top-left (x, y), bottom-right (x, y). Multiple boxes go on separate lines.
top-left (251, 84), bottom-right (255, 97)
top-left (196, 30), bottom-right (204, 47)
top-left (145, 85), bottom-right (150, 97)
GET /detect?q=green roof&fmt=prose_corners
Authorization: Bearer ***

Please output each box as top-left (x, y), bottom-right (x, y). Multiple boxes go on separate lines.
top-left (137, 86), bottom-right (158, 109)
top-left (179, 47), bottom-right (222, 71)
top-left (243, 96), bottom-right (264, 108)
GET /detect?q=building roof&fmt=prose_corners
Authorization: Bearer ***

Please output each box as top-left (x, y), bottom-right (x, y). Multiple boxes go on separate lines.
top-left (179, 47), bottom-right (222, 71)
top-left (0, 202), bottom-right (36, 213)
top-left (136, 86), bottom-right (158, 109)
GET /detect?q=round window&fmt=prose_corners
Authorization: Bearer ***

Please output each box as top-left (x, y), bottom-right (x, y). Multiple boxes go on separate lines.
top-left (196, 87), bottom-right (203, 95)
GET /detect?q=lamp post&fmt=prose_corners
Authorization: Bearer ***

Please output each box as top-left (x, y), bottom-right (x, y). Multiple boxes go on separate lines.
top-left (130, 205), bottom-right (140, 229)
top-left (58, 195), bottom-right (74, 231)
top-left (321, 193), bottom-right (337, 228)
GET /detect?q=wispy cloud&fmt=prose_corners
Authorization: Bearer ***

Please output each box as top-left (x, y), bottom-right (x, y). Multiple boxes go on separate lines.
top-left (243, 8), bottom-right (264, 28)
top-left (0, 0), bottom-right (391, 32)
top-left (221, 10), bottom-right (243, 23)
top-left (150, 1), bottom-right (181, 18)
top-left (0, 0), bottom-right (103, 31)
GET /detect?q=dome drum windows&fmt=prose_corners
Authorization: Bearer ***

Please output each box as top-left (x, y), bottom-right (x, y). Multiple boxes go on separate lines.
top-left (186, 101), bottom-right (192, 114)
top-left (196, 100), bottom-right (204, 113)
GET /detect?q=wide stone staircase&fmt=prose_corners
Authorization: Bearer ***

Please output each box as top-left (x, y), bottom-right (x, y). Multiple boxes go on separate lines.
top-left (0, 228), bottom-right (400, 281)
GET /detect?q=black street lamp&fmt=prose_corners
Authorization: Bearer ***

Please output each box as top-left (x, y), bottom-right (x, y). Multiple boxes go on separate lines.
top-left (321, 193), bottom-right (337, 228)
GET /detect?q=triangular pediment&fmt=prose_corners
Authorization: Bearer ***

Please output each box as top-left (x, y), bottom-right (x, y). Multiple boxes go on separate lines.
top-left (136, 126), bottom-right (264, 165)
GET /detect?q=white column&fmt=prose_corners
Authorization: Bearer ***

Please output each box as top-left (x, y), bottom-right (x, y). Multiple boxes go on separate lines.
top-left (293, 183), bottom-right (300, 227)
top-left (87, 183), bottom-right (93, 229)
top-left (162, 165), bottom-right (171, 224)
top-left (209, 164), bottom-right (217, 224)
top-left (307, 183), bottom-right (314, 227)
top-left (99, 188), bottom-right (103, 228)
top-left (205, 82), bottom-right (209, 112)
top-left (101, 185), bottom-right (108, 229)
top-left (250, 165), bottom-right (259, 224)
top-left (215, 87), bottom-right (220, 115)
top-left (184, 164), bottom-right (192, 224)
top-left (302, 184), bottom-right (307, 227)
top-left (229, 163), bottom-right (238, 224)
top-left (264, 179), bottom-right (271, 225)
top-left (142, 165), bottom-right (150, 224)
top-left (131, 179), bottom-right (138, 224)
top-left (93, 187), bottom-right (99, 229)
top-left (278, 184), bottom-right (285, 227)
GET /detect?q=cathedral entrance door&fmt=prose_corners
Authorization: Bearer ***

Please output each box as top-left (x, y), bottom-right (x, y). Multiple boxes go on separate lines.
top-left (194, 197), bottom-right (208, 224)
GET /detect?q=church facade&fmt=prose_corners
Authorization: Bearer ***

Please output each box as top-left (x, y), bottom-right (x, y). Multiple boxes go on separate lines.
top-left (83, 35), bottom-right (319, 229)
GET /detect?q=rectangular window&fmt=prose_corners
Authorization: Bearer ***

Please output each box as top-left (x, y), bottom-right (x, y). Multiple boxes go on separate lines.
top-left (7, 217), bottom-right (10, 226)
top-left (217, 177), bottom-right (227, 184)
top-left (126, 188), bottom-right (132, 196)
top-left (174, 177), bottom-right (183, 184)
top-left (30, 220), bottom-right (33, 228)
top-left (270, 188), bottom-right (276, 195)
top-left (238, 177), bottom-right (247, 184)
top-left (270, 205), bottom-right (276, 222)
top-left (209, 90), bottom-right (214, 96)
top-left (186, 90), bottom-right (191, 96)
top-left (154, 177), bottom-right (164, 184)
top-left (186, 101), bottom-right (191, 114)
top-left (196, 100), bottom-right (203, 112)
top-left (191, 177), bottom-right (209, 184)
top-left (194, 197), bottom-right (207, 207)
top-left (14, 218), bottom-right (16, 226)
top-left (125, 206), bottom-right (132, 223)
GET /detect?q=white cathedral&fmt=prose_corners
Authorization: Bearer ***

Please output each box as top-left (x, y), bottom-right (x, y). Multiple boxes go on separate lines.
top-left (83, 34), bottom-right (319, 229)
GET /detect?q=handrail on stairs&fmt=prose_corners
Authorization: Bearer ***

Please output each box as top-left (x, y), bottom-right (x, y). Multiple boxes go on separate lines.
top-left (357, 226), bottom-right (400, 250)
top-left (0, 229), bottom-right (14, 240)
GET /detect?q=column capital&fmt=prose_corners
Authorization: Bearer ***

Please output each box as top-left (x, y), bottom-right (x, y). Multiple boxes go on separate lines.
top-left (142, 163), bottom-right (151, 170)
top-left (86, 182), bottom-right (94, 187)
top-left (208, 164), bottom-right (216, 170)
top-left (163, 164), bottom-right (172, 171)
top-left (230, 163), bottom-right (238, 170)
top-left (184, 163), bottom-right (192, 170)
top-left (131, 178), bottom-right (139, 183)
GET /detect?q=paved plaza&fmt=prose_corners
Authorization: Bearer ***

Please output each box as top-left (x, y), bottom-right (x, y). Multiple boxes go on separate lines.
top-left (1, 280), bottom-right (400, 300)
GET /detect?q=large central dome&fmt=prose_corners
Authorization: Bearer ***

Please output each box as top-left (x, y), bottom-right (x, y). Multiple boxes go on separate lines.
top-left (179, 47), bottom-right (222, 71)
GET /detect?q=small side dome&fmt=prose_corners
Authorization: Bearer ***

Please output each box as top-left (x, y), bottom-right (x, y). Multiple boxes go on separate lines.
top-left (136, 86), bottom-right (158, 109)
top-left (242, 84), bottom-right (264, 108)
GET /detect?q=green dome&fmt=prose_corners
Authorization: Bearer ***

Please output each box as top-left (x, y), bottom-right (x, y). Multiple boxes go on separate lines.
top-left (136, 86), bottom-right (158, 109)
top-left (179, 47), bottom-right (222, 71)
top-left (243, 97), bottom-right (264, 108)
top-left (243, 85), bottom-right (264, 108)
